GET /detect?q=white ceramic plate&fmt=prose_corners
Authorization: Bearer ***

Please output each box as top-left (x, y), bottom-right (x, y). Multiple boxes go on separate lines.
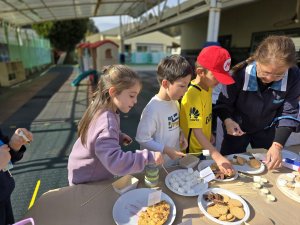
top-left (198, 160), bottom-right (239, 182)
top-left (227, 154), bottom-right (265, 174)
top-left (276, 174), bottom-right (300, 203)
top-left (197, 188), bottom-right (250, 225)
top-left (165, 169), bottom-right (208, 196)
top-left (282, 149), bottom-right (300, 161)
top-left (112, 188), bottom-right (176, 225)
top-left (251, 149), bottom-right (299, 163)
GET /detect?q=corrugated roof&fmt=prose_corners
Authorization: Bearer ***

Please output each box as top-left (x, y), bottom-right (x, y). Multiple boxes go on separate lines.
top-left (0, 0), bottom-right (160, 26)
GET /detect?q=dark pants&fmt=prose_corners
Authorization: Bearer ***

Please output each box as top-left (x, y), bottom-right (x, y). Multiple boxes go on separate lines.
top-left (0, 171), bottom-right (15, 225)
top-left (0, 198), bottom-right (14, 225)
top-left (220, 127), bottom-right (275, 155)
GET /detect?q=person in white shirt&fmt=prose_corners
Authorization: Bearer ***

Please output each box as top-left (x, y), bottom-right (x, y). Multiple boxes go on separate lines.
top-left (136, 55), bottom-right (193, 167)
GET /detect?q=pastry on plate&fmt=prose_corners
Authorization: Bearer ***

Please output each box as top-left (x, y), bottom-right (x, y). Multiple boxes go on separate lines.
top-left (138, 200), bottom-right (170, 225)
top-left (247, 157), bottom-right (261, 169)
top-left (232, 155), bottom-right (246, 165)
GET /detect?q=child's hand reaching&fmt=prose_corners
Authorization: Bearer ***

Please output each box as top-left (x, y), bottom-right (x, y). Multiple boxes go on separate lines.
top-left (164, 146), bottom-right (186, 160)
top-left (153, 152), bottom-right (164, 165)
top-left (122, 133), bottom-right (133, 146)
top-left (211, 151), bottom-right (235, 176)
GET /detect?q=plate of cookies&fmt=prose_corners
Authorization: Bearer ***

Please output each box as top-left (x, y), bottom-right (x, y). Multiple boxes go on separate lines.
top-left (198, 160), bottom-right (238, 182)
top-left (112, 188), bottom-right (176, 225)
top-left (227, 154), bottom-right (265, 174)
top-left (276, 171), bottom-right (300, 203)
top-left (197, 188), bottom-right (250, 225)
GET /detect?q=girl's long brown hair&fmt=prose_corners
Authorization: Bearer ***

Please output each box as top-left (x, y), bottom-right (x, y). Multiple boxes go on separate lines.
top-left (78, 65), bottom-right (141, 145)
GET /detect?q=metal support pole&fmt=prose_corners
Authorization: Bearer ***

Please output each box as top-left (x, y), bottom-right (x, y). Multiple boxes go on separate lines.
top-left (213, 6), bottom-right (221, 41)
top-left (206, 0), bottom-right (221, 42)
top-left (119, 15), bottom-right (125, 53)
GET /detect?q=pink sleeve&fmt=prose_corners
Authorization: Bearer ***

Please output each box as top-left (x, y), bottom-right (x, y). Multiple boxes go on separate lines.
top-left (95, 125), bottom-right (155, 176)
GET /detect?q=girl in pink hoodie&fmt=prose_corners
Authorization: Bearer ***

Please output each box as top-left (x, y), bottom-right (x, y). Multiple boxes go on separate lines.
top-left (68, 65), bottom-right (163, 185)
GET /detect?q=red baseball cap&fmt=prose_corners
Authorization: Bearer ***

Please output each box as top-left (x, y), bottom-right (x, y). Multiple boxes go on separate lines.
top-left (197, 46), bottom-right (235, 85)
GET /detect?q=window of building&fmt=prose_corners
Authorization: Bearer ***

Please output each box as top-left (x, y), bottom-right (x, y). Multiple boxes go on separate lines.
top-left (137, 45), bottom-right (148, 52)
top-left (149, 44), bottom-right (163, 52)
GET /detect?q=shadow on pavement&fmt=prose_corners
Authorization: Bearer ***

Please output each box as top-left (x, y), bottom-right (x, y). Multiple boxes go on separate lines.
top-left (1, 66), bottom-right (74, 136)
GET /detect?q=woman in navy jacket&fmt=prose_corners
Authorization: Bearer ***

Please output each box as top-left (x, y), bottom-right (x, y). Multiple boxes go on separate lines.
top-left (215, 36), bottom-right (300, 170)
top-left (0, 128), bottom-right (32, 225)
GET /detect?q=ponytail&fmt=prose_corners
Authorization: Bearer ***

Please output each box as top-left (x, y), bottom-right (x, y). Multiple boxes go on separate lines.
top-left (230, 57), bottom-right (254, 75)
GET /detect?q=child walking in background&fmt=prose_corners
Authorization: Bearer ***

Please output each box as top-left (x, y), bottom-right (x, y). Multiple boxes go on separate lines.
top-left (68, 65), bottom-right (163, 185)
top-left (135, 55), bottom-right (193, 167)
top-left (180, 46), bottom-right (235, 175)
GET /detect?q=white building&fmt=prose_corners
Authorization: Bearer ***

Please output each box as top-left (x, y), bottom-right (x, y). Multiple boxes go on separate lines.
top-left (85, 27), bottom-right (180, 64)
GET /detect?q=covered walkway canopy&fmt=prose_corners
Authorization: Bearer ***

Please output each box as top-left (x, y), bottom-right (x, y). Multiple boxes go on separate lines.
top-left (0, 0), bottom-right (160, 26)
top-left (0, 0), bottom-right (259, 41)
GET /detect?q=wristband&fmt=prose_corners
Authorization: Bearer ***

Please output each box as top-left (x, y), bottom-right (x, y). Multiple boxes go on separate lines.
top-left (273, 142), bottom-right (283, 150)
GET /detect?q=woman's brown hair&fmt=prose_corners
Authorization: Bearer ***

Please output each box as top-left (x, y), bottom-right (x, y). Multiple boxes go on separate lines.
top-left (78, 65), bottom-right (141, 145)
top-left (231, 35), bottom-right (297, 74)
top-left (253, 35), bottom-right (297, 67)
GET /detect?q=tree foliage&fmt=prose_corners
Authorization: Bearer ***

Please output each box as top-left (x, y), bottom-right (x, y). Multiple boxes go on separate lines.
top-left (32, 21), bottom-right (53, 37)
top-left (32, 19), bottom-right (89, 51)
top-left (87, 19), bottom-right (99, 35)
